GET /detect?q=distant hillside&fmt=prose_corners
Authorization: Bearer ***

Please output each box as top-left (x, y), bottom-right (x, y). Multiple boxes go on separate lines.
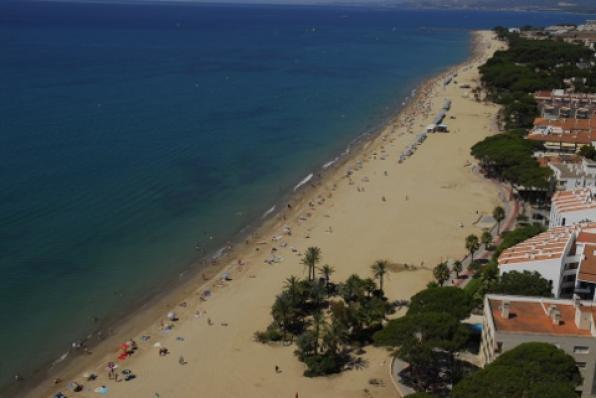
top-left (383, 0), bottom-right (596, 13)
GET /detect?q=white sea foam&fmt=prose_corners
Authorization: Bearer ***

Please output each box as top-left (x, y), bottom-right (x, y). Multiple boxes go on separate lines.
top-left (293, 173), bottom-right (314, 191)
top-left (212, 246), bottom-right (227, 260)
top-left (51, 351), bottom-right (69, 367)
top-left (322, 157), bottom-right (339, 169)
top-left (262, 205), bottom-right (276, 219)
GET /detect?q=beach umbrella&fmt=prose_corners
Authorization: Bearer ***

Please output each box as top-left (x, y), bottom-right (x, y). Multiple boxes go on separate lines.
top-left (153, 342), bottom-right (162, 348)
top-left (167, 311), bottom-right (176, 321)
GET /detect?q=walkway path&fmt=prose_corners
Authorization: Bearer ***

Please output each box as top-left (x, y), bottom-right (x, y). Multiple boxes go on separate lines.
top-left (450, 183), bottom-right (519, 288)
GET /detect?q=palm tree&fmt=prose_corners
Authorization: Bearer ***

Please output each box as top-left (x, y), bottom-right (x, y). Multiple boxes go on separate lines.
top-left (284, 276), bottom-right (300, 305)
top-left (465, 234), bottom-right (480, 264)
top-left (312, 309), bottom-right (324, 356)
top-left (309, 281), bottom-right (325, 309)
top-left (271, 294), bottom-right (293, 339)
top-left (371, 259), bottom-right (389, 294)
top-left (493, 206), bottom-right (505, 234)
top-left (433, 262), bottom-right (450, 286)
top-left (452, 260), bottom-right (463, 279)
top-left (481, 230), bottom-right (493, 250)
top-left (319, 264), bottom-right (335, 296)
top-left (319, 264), bottom-right (335, 286)
top-left (323, 318), bottom-right (346, 355)
top-left (363, 278), bottom-right (377, 298)
top-left (301, 247), bottom-right (321, 281)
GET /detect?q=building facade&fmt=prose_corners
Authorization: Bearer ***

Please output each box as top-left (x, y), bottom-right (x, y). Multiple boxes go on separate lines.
top-left (481, 294), bottom-right (596, 397)
top-left (527, 116), bottom-right (596, 153)
top-left (498, 222), bottom-right (596, 300)
top-left (549, 188), bottom-right (596, 226)
top-left (550, 159), bottom-right (596, 191)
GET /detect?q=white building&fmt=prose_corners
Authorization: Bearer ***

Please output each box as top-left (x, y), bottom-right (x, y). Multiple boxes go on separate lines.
top-left (550, 159), bottom-right (596, 192)
top-left (498, 226), bottom-right (574, 297)
top-left (498, 223), bottom-right (596, 300)
top-left (480, 294), bottom-right (596, 397)
top-left (549, 188), bottom-right (596, 227)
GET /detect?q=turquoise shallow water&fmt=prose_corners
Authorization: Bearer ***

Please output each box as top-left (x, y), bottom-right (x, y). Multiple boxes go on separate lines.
top-left (0, 1), bottom-right (591, 388)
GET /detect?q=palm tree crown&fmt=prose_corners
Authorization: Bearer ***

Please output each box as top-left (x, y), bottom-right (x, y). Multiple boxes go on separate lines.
top-left (302, 247), bottom-right (321, 281)
top-left (465, 234), bottom-right (480, 263)
top-left (319, 264), bottom-right (335, 285)
top-left (371, 259), bottom-right (389, 293)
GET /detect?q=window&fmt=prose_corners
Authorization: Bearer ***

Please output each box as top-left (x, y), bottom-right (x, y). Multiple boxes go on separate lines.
top-left (576, 361), bottom-right (587, 368)
top-left (567, 262), bottom-right (579, 270)
top-left (563, 287), bottom-right (575, 295)
top-left (574, 346), bottom-right (590, 354)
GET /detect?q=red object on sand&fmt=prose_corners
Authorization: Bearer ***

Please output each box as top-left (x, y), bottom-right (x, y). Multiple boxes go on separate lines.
top-left (117, 352), bottom-right (128, 361)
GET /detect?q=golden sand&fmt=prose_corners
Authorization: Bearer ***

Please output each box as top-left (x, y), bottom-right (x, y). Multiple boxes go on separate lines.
top-left (30, 30), bottom-right (505, 398)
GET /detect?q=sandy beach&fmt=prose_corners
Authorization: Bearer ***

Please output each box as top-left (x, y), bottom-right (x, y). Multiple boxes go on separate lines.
top-left (29, 30), bottom-right (505, 398)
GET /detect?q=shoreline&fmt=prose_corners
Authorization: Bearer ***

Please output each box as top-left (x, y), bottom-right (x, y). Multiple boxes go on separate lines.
top-left (22, 29), bottom-right (502, 398)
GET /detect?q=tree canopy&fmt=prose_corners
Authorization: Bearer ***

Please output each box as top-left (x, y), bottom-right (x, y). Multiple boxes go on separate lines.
top-left (578, 144), bottom-right (596, 161)
top-left (407, 287), bottom-right (473, 321)
top-left (374, 311), bottom-right (470, 393)
top-left (452, 342), bottom-right (582, 398)
top-left (490, 270), bottom-right (553, 297)
top-left (373, 311), bottom-right (469, 352)
top-left (471, 131), bottom-right (551, 189)
top-left (480, 32), bottom-right (595, 128)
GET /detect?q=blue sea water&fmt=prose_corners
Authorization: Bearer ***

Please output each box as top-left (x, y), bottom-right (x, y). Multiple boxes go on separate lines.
top-left (0, 0), bottom-right (591, 389)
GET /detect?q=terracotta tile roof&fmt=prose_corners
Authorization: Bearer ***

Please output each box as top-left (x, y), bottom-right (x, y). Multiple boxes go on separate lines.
top-left (534, 91), bottom-right (596, 102)
top-left (532, 116), bottom-right (596, 131)
top-left (534, 90), bottom-right (553, 100)
top-left (576, 231), bottom-right (596, 245)
top-left (498, 227), bottom-right (573, 265)
top-left (527, 131), bottom-right (592, 145)
top-left (489, 297), bottom-right (596, 336)
top-left (551, 188), bottom-right (596, 213)
top-left (578, 247), bottom-right (596, 284)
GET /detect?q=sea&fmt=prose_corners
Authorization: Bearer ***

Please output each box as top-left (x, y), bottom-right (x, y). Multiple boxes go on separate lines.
top-left (0, 0), bottom-right (591, 391)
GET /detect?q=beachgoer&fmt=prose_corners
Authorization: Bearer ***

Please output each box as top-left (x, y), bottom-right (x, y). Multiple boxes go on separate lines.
top-left (275, 365), bottom-right (280, 373)
top-left (179, 356), bottom-right (185, 365)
